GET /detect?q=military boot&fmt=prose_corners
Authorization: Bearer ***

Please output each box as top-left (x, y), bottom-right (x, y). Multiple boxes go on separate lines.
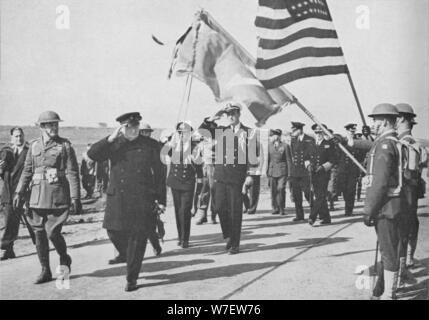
top-left (380, 270), bottom-right (398, 300)
top-left (406, 240), bottom-right (417, 268)
top-left (34, 232), bottom-right (52, 284)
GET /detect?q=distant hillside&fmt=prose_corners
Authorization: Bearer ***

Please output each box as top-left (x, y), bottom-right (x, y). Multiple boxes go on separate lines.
top-left (0, 126), bottom-right (164, 162)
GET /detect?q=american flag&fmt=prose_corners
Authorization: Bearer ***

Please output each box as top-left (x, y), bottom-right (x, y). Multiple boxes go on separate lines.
top-left (255, 0), bottom-right (348, 89)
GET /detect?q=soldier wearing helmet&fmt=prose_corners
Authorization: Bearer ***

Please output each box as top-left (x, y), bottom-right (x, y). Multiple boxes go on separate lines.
top-left (356, 103), bottom-right (404, 300)
top-left (14, 111), bottom-right (81, 284)
top-left (395, 103), bottom-right (427, 287)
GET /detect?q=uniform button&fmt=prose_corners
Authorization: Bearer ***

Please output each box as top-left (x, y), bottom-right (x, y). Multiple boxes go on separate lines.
top-left (121, 179), bottom-right (124, 183)
top-left (224, 164), bottom-right (227, 166)
top-left (137, 169), bottom-right (141, 173)
top-left (120, 190), bottom-right (124, 193)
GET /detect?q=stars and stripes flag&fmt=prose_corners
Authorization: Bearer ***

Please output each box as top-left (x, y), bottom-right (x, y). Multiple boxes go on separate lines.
top-left (255, 0), bottom-right (348, 89)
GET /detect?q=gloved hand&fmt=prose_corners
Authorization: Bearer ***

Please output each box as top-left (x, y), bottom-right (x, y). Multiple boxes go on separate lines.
top-left (362, 125), bottom-right (371, 136)
top-left (330, 135), bottom-right (342, 145)
top-left (73, 199), bottom-right (83, 215)
top-left (307, 164), bottom-right (313, 173)
top-left (157, 204), bottom-right (166, 214)
top-left (363, 215), bottom-right (375, 227)
top-left (13, 193), bottom-right (23, 210)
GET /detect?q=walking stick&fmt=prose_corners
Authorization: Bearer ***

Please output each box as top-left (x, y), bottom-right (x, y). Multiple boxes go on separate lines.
top-left (373, 240), bottom-right (379, 275)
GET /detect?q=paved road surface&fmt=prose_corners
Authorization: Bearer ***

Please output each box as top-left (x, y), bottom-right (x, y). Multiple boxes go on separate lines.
top-left (0, 192), bottom-right (428, 300)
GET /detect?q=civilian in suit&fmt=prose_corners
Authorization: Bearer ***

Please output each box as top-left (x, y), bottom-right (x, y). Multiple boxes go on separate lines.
top-left (0, 128), bottom-right (29, 260)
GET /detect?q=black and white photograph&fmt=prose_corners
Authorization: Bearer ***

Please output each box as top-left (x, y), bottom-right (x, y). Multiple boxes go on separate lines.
top-left (0, 0), bottom-right (428, 305)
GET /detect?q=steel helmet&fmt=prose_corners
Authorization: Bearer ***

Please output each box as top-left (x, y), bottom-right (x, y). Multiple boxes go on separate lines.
top-left (395, 103), bottom-right (416, 117)
top-left (368, 103), bottom-right (399, 118)
top-left (36, 111), bottom-right (63, 124)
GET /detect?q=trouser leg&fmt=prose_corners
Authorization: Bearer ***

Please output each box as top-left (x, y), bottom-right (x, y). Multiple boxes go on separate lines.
top-left (247, 175), bottom-right (260, 214)
top-left (376, 218), bottom-right (400, 272)
top-left (181, 190), bottom-right (193, 243)
top-left (270, 177), bottom-right (279, 212)
top-left (126, 232), bottom-right (148, 283)
top-left (228, 183), bottom-right (243, 249)
top-left (0, 204), bottom-right (21, 251)
top-left (193, 182), bottom-right (203, 214)
top-left (171, 189), bottom-right (182, 242)
top-left (277, 176), bottom-right (286, 214)
top-left (49, 224), bottom-right (68, 264)
top-left (309, 173), bottom-right (329, 222)
top-left (344, 175), bottom-right (357, 215)
top-left (107, 230), bottom-right (128, 258)
top-left (291, 178), bottom-right (304, 219)
top-left (316, 173), bottom-right (330, 221)
top-left (301, 176), bottom-right (312, 207)
top-left (215, 182), bottom-right (230, 239)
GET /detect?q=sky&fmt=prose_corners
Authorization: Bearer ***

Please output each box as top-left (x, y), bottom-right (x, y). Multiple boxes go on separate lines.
top-left (0, 0), bottom-right (428, 138)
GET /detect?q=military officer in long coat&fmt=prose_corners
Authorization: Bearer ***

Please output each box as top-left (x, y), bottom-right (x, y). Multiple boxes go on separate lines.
top-left (14, 111), bottom-right (81, 284)
top-left (166, 122), bottom-right (203, 248)
top-left (199, 103), bottom-right (257, 254)
top-left (287, 122), bottom-right (314, 221)
top-left (267, 129), bottom-right (289, 215)
top-left (305, 124), bottom-right (336, 225)
top-left (88, 112), bottom-right (166, 292)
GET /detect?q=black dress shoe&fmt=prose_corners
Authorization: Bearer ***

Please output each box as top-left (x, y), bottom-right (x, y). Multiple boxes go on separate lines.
top-left (320, 220), bottom-right (331, 225)
top-left (344, 212), bottom-right (352, 217)
top-left (271, 211), bottom-right (280, 215)
top-left (108, 255), bottom-right (126, 265)
top-left (125, 282), bottom-right (138, 292)
top-left (153, 246), bottom-right (162, 256)
top-left (35, 267), bottom-right (53, 284)
top-left (225, 238), bottom-right (232, 251)
top-left (181, 241), bottom-right (189, 249)
top-left (0, 249), bottom-right (16, 261)
top-left (293, 217), bottom-right (304, 222)
top-left (308, 219), bottom-right (315, 226)
top-left (177, 240), bottom-right (183, 247)
top-left (229, 247), bottom-right (239, 255)
top-left (280, 211), bottom-right (286, 216)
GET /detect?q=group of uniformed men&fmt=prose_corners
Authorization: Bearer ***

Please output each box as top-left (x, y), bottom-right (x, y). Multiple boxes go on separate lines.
top-left (0, 101), bottom-right (426, 298)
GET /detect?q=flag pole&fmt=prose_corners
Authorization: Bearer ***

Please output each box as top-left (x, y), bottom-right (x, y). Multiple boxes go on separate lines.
top-left (201, 9), bottom-right (367, 174)
top-left (346, 71), bottom-right (367, 126)
top-left (325, 2), bottom-right (367, 126)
